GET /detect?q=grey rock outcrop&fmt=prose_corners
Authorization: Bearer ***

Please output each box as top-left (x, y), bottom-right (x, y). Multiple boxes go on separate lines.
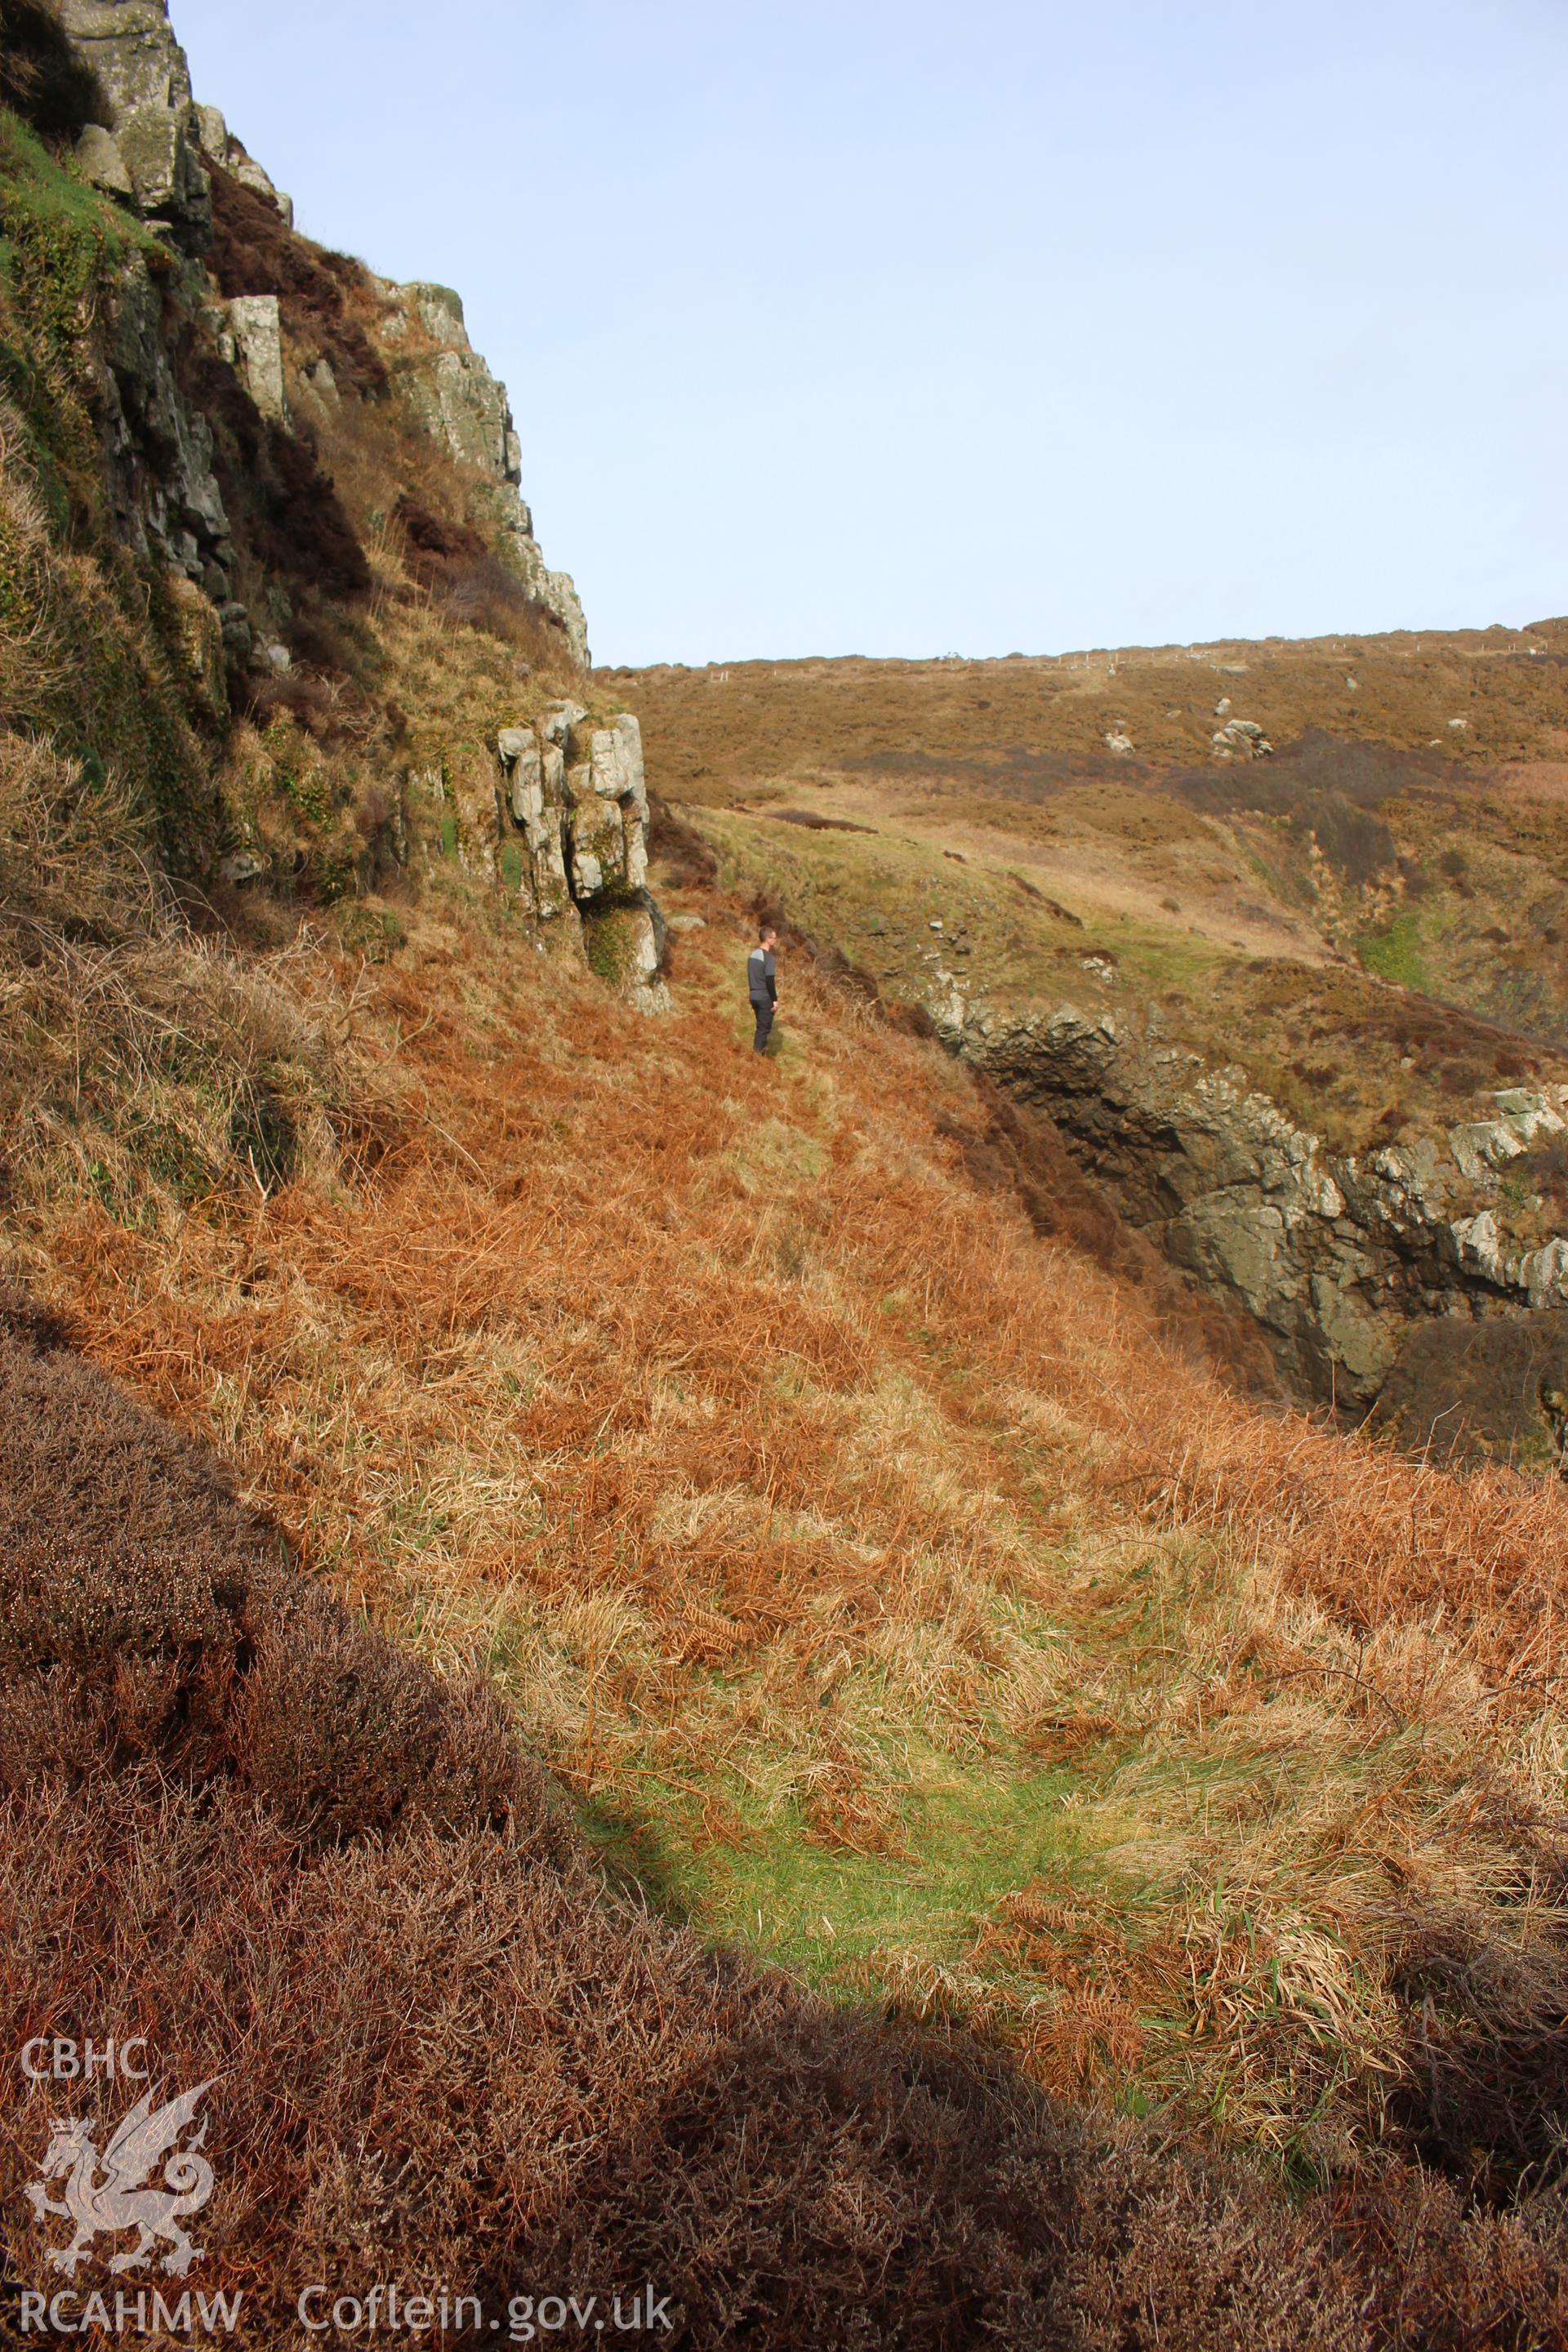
top-left (490, 710), bottom-right (664, 1005)
top-left (497, 716), bottom-right (574, 920)
top-left (379, 281), bottom-right (590, 666)
top-left (75, 122), bottom-right (133, 198)
top-left (223, 295), bottom-right (287, 422)
top-left (101, 255), bottom-right (232, 583)
top-left (932, 974), bottom-right (1568, 1409)
top-left (57, 0), bottom-right (212, 252)
top-left (58, 0), bottom-right (193, 118)
top-left (391, 283), bottom-right (515, 476)
top-left (1212, 717), bottom-right (1273, 760)
top-left (190, 105), bottom-right (293, 224)
top-left (415, 708), bottom-right (662, 1009)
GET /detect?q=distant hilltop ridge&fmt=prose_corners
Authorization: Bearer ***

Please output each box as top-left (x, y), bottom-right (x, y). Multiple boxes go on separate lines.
top-left (53, 0), bottom-right (588, 663)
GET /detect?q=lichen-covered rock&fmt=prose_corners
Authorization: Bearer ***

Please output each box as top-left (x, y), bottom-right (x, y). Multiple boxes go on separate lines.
top-left (564, 716), bottom-right (648, 899)
top-left (392, 284), bottom-right (515, 477)
top-left (223, 294), bottom-right (287, 421)
top-left (582, 902), bottom-right (671, 1016)
top-left (490, 710), bottom-right (664, 1004)
top-left (495, 725), bottom-right (572, 918)
top-left (58, 0), bottom-right (193, 118)
top-left (1212, 716), bottom-right (1273, 760)
top-left (102, 252), bottom-right (232, 579)
top-left (114, 104), bottom-right (208, 240)
top-left (74, 122), bottom-right (133, 197)
top-left (1448, 1088), bottom-right (1566, 1181)
top-left (378, 281), bottom-right (590, 666)
top-left (190, 105), bottom-right (293, 225)
top-left (940, 984), bottom-right (1568, 1409)
top-left (58, 0), bottom-right (212, 252)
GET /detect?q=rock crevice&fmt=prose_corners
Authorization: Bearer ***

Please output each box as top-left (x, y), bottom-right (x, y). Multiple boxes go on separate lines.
top-left (940, 988), bottom-right (1568, 1414)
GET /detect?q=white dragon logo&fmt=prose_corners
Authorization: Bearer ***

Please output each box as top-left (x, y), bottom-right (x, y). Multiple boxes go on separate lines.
top-left (25, 2080), bottom-right (216, 2278)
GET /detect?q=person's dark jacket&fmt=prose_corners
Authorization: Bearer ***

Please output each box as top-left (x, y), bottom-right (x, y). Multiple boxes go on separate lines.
top-left (747, 946), bottom-right (777, 1006)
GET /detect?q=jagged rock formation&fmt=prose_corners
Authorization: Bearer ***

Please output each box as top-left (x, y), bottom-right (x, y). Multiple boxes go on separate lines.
top-left (30, 0), bottom-right (653, 988)
top-left (941, 981), bottom-right (1568, 1421)
top-left (59, 0), bottom-right (212, 249)
top-left (192, 101), bottom-right (292, 225)
top-left (100, 252), bottom-right (232, 590)
top-left (412, 705), bottom-right (666, 1011)
top-left (379, 282), bottom-right (588, 665)
top-left (498, 708), bottom-right (648, 906)
top-left (56, 0), bottom-right (590, 673)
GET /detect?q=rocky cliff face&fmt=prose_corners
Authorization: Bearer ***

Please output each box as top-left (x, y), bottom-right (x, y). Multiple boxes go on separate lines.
top-left (15, 0), bottom-right (653, 988)
top-left (59, 0), bottom-right (212, 247)
top-left (379, 280), bottom-right (589, 666)
top-left (58, 0), bottom-right (586, 662)
top-left (939, 978), bottom-right (1568, 1444)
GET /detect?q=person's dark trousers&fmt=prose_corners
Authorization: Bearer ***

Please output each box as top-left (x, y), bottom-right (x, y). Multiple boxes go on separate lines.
top-left (751, 1000), bottom-right (774, 1053)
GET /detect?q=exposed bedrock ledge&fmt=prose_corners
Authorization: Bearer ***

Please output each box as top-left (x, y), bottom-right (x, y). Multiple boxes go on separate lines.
top-left (59, 0), bottom-right (213, 252)
top-left (399, 708), bottom-right (667, 1014)
top-left (934, 989), bottom-right (1568, 1412)
top-left (377, 281), bottom-right (590, 667)
top-left (497, 706), bottom-right (667, 1013)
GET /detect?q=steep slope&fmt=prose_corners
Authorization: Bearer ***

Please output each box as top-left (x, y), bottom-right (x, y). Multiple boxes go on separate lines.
top-left (7, 5), bottom-right (1568, 2341)
top-left (621, 643), bottom-right (1568, 1448)
top-left (8, 831), bottom-right (1568, 2341)
top-left (11, 1291), bottom-right (1566, 2345)
top-left (0, 0), bottom-right (662, 990)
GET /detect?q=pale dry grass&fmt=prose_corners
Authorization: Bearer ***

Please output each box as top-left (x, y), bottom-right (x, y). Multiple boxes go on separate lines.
top-left (10, 894), bottom-right (1568, 2173)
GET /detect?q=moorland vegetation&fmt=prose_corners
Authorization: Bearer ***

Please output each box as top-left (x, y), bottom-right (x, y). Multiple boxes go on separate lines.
top-left (6, 3), bottom-right (1568, 2342)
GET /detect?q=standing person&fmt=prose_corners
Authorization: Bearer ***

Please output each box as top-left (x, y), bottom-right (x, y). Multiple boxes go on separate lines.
top-left (747, 923), bottom-right (779, 1054)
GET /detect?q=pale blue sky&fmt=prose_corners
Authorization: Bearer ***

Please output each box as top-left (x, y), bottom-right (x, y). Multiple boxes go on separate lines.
top-left (174, 1), bottom-right (1568, 667)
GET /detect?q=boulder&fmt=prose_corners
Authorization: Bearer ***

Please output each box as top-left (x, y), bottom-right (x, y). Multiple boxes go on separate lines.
top-left (1212, 716), bottom-right (1273, 760)
top-left (75, 123), bottom-right (133, 198)
top-left (225, 295), bottom-right (287, 423)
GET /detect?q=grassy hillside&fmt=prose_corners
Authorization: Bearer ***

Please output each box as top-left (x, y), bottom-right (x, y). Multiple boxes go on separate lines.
top-left (617, 627), bottom-right (1568, 795)
top-left (8, 1278), bottom-right (1562, 2349)
top-left (6, 20), bottom-right (1568, 2340)
top-left (9, 813), bottom-right (1568, 2322)
top-left (617, 642), bottom-right (1568, 1144)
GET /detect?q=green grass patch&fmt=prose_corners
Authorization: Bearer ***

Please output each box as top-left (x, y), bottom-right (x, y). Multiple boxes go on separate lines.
top-left (581, 1738), bottom-right (1119, 1989)
top-left (1357, 911), bottom-right (1429, 990)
